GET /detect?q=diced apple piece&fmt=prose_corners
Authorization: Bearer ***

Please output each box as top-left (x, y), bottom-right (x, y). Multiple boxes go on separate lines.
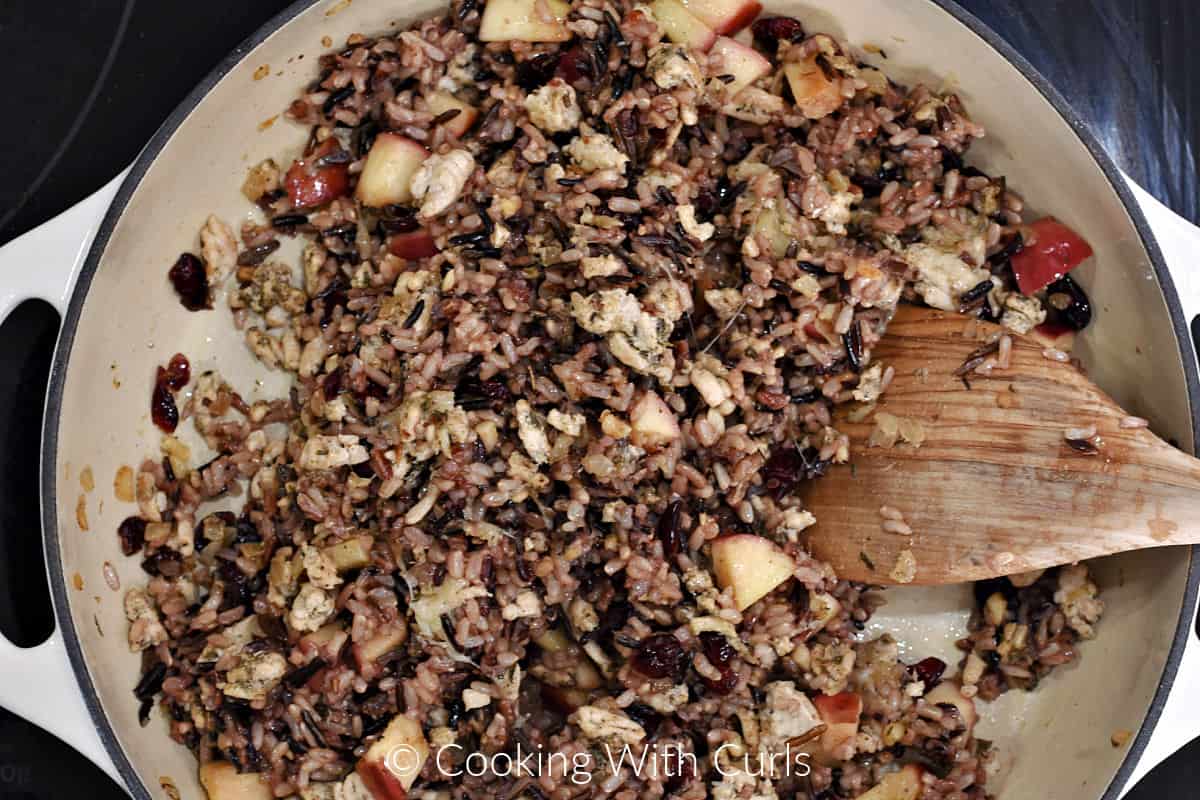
top-left (358, 715), bottom-right (430, 798)
top-left (323, 535), bottom-right (374, 573)
top-left (302, 622), bottom-right (349, 663)
top-left (285, 139), bottom-right (351, 210)
top-left (356, 133), bottom-right (428, 207)
top-left (426, 92), bottom-right (479, 139)
top-left (479, 0), bottom-right (571, 43)
top-left (750, 204), bottom-right (795, 258)
top-left (709, 36), bottom-right (771, 97)
top-left (629, 390), bottom-right (681, 448)
top-left (924, 681), bottom-right (977, 733)
top-left (812, 691), bottom-right (863, 765)
top-left (651, 0), bottom-right (717, 51)
top-left (679, 0), bottom-right (761, 35)
top-left (387, 229), bottom-right (440, 260)
top-left (199, 763), bottom-right (272, 800)
top-left (354, 621), bottom-right (409, 672)
top-left (784, 56), bottom-right (845, 120)
top-left (857, 765), bottom-right (925, 800)
top-left (710, 534), bottom-right (796, 611)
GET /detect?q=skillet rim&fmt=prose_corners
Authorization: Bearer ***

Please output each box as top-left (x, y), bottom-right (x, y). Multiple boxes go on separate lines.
top-left (37, 0), bottom-right (1200, 797)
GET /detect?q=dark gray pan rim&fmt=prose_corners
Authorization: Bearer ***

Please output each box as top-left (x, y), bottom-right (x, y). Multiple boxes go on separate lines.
top-left (36, 0), bottom-right (1200, 797)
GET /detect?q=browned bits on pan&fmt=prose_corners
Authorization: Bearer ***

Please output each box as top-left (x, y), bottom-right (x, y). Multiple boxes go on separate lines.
top-left (167, 253), bottom-right (210, 311)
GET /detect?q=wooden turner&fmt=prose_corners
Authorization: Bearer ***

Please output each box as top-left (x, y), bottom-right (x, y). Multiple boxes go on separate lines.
top-left (800, 304), bottom-right (1200, 585)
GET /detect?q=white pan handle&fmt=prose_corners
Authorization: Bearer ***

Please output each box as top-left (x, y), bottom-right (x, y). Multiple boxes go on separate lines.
top-left (1121, 174), bottom-right (1200, 794)
top-left (0, 169), bottom-right (128, 790)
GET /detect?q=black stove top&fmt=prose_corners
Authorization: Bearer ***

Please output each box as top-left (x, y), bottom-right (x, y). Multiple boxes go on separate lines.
top-left (0, 1), bottom-right (1196, 797)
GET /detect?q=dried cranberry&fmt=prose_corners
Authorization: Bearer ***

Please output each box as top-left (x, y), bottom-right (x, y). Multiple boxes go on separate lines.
top-left (664, 744), bottom-right (697, 792)
top-left (516, 51), bottom-right (558, 90)
top-left (656, 499), bottom-right (685, 557)
top-left (762, 443), bottom-right (830, 499)
top-left (151, 368), bottom-right (180, 433)
top-left (632, 633), bottom-right (688, 679)
top-left (480, 380), bottom-right (510, 401)
top-left (556, 45), bottom-right (593, 83)
top-left (117, 516), bottom-right (147, 556)
top-left (751, 16), bottom-right (806, 48)
top-left (353, 378), bottom-right (388, 402)
top-left (168, 253), bottom-right (211, 311)
top-left (909, 657), bottom-right (947, 689)
top-left (698, 631), bottom-right (739, 694)
top-left (162, 353), bottom-right (191, 391)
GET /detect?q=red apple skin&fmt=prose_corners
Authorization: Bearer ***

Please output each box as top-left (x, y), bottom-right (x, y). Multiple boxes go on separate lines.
top-left (813, 691), bottom-right (862, 724)
top-left (713, 0), bottom-right (761, 34)
top-left (285, 139), bottom-right (350, 210)
top-left (812, 691), bottom-right (863, 765)
top-left (651, 0), bottom-right (718, 51)
top-left (387, 230), bottom-right (440, 260)
top-left (683, 0), bottom-right (762, 35)
top-left (357, 760), bottom-right (409, 800)
top-left (709, 36), bottom-right (772, 95)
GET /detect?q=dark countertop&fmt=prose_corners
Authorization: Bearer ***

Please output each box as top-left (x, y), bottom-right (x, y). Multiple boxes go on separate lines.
top-left (0, 1), bottom-right (1196, 797)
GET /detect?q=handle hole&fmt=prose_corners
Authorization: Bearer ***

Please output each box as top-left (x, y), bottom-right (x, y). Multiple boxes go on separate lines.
top-left (0, 299), bottom-right (59, 647)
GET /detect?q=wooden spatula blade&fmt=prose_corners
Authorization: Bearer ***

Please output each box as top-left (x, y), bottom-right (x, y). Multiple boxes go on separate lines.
top-left (801, 305), bottom-right (1200, 585)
